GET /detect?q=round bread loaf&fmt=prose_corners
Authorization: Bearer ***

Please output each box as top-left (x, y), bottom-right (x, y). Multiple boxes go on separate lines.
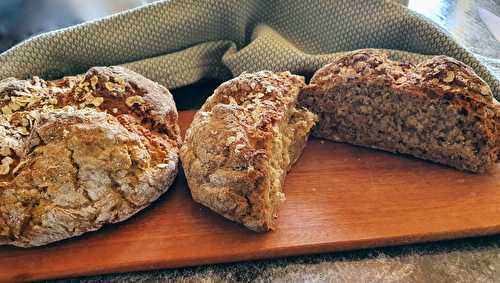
top-left (0, 66), bottom-right (181, 247)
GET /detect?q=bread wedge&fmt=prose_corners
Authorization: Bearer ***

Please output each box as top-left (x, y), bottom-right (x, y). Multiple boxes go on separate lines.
top-left (181, 71), bottom-right (317, 231)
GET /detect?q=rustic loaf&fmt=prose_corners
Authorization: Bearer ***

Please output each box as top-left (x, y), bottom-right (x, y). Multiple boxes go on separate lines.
top-left (0, 66), bottom-right (181, 247)
top-left (180, 71), bottom-right (317, 231)
top-left (299, 49), bottom-right (500, 172)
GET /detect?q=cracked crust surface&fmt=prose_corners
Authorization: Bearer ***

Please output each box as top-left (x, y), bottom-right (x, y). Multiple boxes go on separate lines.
top-left (180, 71), bottom-right (317, 232)
top-left (0, 66), bottom-right (180, 247)
top-left (299, 49), bottom-right (500, 172)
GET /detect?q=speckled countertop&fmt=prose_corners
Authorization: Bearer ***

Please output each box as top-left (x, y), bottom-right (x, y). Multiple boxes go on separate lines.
top-left (52, 237), bottom-right (500, 282)
top-left (27, 0), bottom-right (499, 282)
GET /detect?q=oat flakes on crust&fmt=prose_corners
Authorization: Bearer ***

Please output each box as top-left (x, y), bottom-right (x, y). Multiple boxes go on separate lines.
top-left (0, 66), bottom-right (180, 247)
top-left (180, 71), bottom-right (317, 232)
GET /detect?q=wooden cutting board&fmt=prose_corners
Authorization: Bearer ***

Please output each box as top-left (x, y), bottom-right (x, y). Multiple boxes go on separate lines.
top-left (1, 110), bottom-right (500, 282)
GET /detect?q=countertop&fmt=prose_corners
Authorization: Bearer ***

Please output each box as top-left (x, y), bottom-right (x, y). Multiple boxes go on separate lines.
top-left (4, 0), bottom-right (499, 282)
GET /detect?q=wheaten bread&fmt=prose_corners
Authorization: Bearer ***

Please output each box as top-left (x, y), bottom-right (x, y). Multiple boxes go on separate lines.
top-left (0, 66), bottom-right (181, 247)
top-left (180, 71), bottom-right (317, 232)
top-left (299, 49), bottom-right (500, 172)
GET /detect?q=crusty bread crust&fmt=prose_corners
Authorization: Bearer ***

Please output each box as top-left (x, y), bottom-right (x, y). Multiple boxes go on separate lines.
top-left (0, 66), bottom-right (180, 247)
top-left (180, 71), bottom-right (317, 232)
top-left (300, 49), bottom-right (500, 172)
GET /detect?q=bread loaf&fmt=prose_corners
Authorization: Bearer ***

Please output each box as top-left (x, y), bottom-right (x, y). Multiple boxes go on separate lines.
top-left (299, 49), bottom-right (499, 172)
top-left (0, 66), bottom-right (181, 247)
top-left (180, 71), bottom-right (317, 231)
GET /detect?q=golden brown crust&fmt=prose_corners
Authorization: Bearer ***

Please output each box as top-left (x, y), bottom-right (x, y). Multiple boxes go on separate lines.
top-left (301, 49), bottom-right (499, 172)
top-left (0, 66), bottom-right (180, 247)
top-left (180, 71), bottom-right (317, 232)
top-left (307, 49), bottom-right (494, 105)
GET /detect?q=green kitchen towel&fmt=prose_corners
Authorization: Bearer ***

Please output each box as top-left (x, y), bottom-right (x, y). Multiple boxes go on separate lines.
top-left (0, 0), bottom-right (499, 99)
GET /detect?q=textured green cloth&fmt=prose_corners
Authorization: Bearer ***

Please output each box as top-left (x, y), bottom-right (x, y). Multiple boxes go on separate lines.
top-left (0, 0), bottom-right (498, 98)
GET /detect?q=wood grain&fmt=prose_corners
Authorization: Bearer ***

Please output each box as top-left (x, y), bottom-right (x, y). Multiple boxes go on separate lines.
top-left (1, 110), bottom-right (500, 282)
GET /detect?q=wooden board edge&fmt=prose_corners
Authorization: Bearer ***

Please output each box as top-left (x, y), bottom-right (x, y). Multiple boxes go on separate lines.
top-left (10, 226), bottom-right (500, 282)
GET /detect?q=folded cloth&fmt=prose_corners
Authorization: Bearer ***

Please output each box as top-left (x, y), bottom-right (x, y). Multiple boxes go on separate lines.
top-left (0, 0), bottom-right (498, 99)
